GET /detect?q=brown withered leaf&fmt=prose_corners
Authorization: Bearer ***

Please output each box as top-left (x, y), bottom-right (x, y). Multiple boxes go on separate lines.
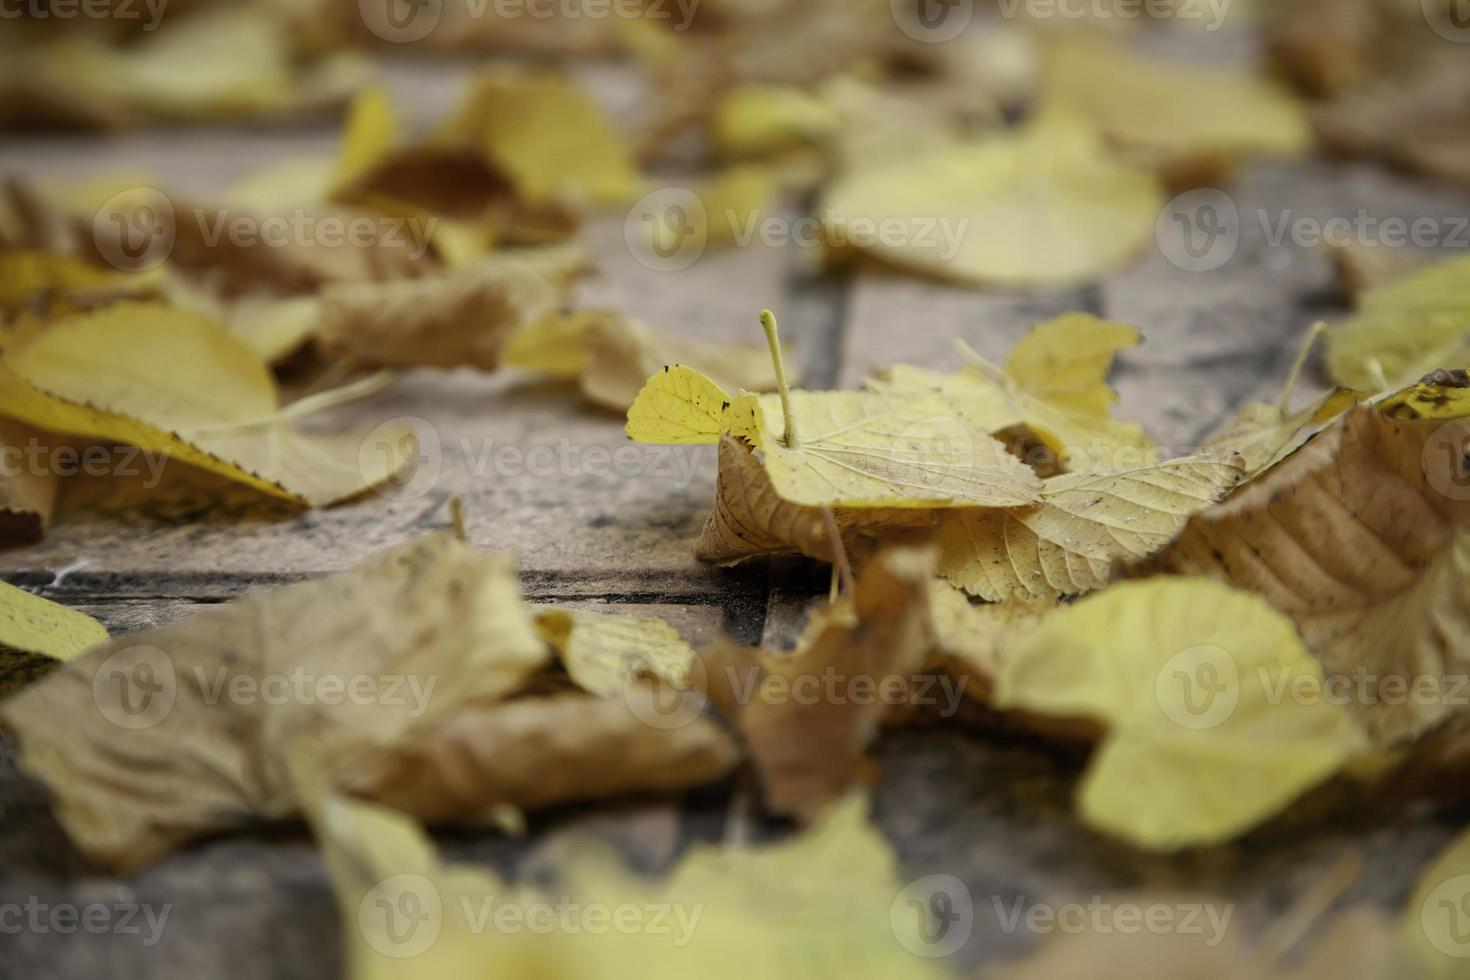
top-left (0, 533), bottom-right (550, 869)
top-left (0, 419), bottom-right (58, 546)
top-left (695, 435), bottom-right (937, 566)
top-left (1148, 397), bottom-right (1470, 745)
top-left (699, 548), bottom-right (937, 822)
top-left (344, 687), bottom-right (737, 825)
top-left (316, 247), bottom-right (582, 370)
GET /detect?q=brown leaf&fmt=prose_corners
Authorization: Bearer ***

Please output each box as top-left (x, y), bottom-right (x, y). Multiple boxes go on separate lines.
top-left (0, 419), bottom-right (57, 546)
top-left (698, 547), bottom-right (938, 821)
top-left (1148, 401), bottom-right (1470, 745)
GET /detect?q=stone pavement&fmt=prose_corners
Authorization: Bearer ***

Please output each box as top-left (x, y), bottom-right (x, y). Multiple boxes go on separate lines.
top-left (2, 57), bottom-right (1469, 978)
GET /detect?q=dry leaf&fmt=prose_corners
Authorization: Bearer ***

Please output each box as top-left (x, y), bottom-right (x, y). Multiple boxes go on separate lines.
top-left (0, 419), bottom-right (59, 545)
top-left (867, 313), bottom-right (1155, 472)
top-left (534, 607), bottom-right (695, 697)
top-left (0, 4), bottom-right (367, 128)
top-left (1326, 253), bottom-right (1470, 393)
top-left (0, 302), bottom-right (414, 507)
top-left (506, 310), bottom-right (792, 413)
top-left (694, 435), bottom-right (936, 566)
top-left (700, 548), bottom-right (939, 821)
top-left (932, 455), bottom-right (1244, 602)
top-left (0, 580), bottom-right (107, 699)
top-left (1150, 396), bottom-right (1470, 746)
top-left (996, 577), bottom-right (1366, 850)
top-left (821, 107), bottom-right (1162, 287)
top-left (299, 768), bottom-right (946, 980)
top-left (1202, 388), bottom-right (1363, 477)
top-left (316, 247), bottom-right (582, 370)
top-left (628, 364), bottom-right (1044, 508)
top-left (927, 581), bottom-right (1055, 703)
top-left (1044, 33), bottom-right (1311, 183)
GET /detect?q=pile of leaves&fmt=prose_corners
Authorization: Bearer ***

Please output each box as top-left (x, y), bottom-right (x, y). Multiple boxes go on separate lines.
top-left (2, 4), bottom-right (1470, 978)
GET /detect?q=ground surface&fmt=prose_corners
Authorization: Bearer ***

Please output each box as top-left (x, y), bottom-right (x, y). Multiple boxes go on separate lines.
top-left (2, 52), bottom-right (1470, 979)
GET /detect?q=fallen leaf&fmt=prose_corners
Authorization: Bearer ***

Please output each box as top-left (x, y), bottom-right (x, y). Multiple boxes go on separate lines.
top-left (0, 302), bottom-right (414, 506)
top-left (299, 765), bottom-right (945, 980)
top-left (0, 579), bottom-right (107, 695)
top-left (1150, 397), bottom-right (1470, 746)
top-left (0, 419), bottom-right (58, 545)
top-left (932, 455), bottom-right (1244, 602)
top-left (628, 364), bottom-right (1045, 508)
top-left (700, 548), bottom-right (938, 821)
top-left (506, 309), bottom-right (792, 412)
top-left (316, 247), bottom-right (582, 370)
top-left (867, 313), bottom-right (1155, 472)
top-left (534, 607), bottom-right (695, 697)
top-left (821, 107), bottom-right (1162, 287)
top-left (1326, 253), bottom-right (1470, 393)
top-left (996, 577), bottom-right (1366, 850)
top-left (1043, 33), bottom-right (1311, 183)
top-left (1201, 388), bottom-right (1363, 477)
top-left (694, 435), bottom-right (936, 566)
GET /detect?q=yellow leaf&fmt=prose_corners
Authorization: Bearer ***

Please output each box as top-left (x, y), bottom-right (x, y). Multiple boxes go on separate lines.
top-left (997, 577), bottom-right (1366, 850)
top-left (435, 68), bottom-right (642, 206)
top-left (934, 455), bottom-right (1244, 601)
top-left (1151, 399), bottom-right (1470, 746)
top-left (534, 608), bottom-right (694, 698)
top-left (711, 84), bottom-right (840, 158)
top-left (625, 364), bottom-right (738, 445)
top-left (1044, 33), bottom-right (1311, 180)
top-left (0, 579), bottom-right (107, 661)
top-left (507, 310), bottom-right (792, 412)
top-left (1201, 388), bottom-right (1364, 477)
top-left (299, 769), bottom-right (946, 980)
top-left (0, 302), bottom-right (413, 506)
top-left (1326, 253), bottom-right (1470, 393)
top-left (331, 86), bottom-right (401, 200)
top-left (868, 313), bottom-right (1155, 471)
top-left (822, 107), bottom-right (1162, 287)
top-left (0, 250), bottom-right (145, 319)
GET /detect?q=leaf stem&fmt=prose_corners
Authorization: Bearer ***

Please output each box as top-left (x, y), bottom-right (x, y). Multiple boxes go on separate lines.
top-left (820, 507), bottom-right (855, 599)
top-left (1277, 322), bottom-right (1327, 416)
top-left (760, 309), bottom-right (800, 449)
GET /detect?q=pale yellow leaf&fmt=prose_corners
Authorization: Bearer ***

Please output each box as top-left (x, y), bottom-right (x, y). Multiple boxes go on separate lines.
top-left (997, 577), bottom-right (1366, 850)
